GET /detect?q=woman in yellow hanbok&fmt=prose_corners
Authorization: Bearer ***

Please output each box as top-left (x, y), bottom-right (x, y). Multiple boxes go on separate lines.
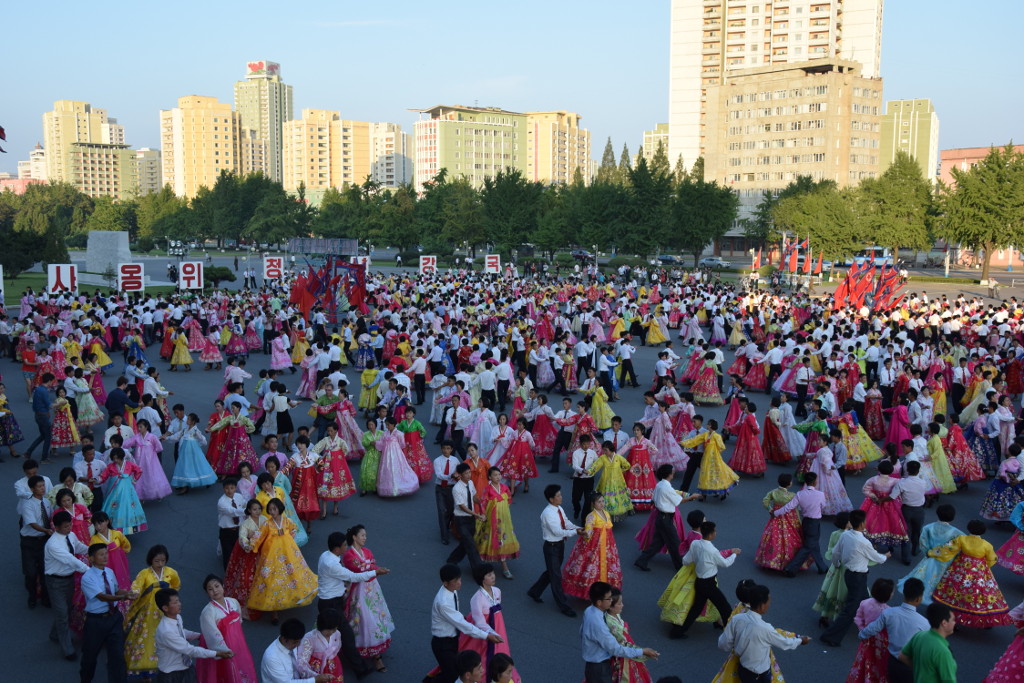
top-left (607, 314), bottom-right (626, 342)
top-left (125, 545), bottom-right (181, 677)
top-left (88, 329), bottom-right (113, 369)
top-left (359, 365), bottom-right (380, 412)
top-left (711, 580), bottom-right (797, 683)
top-left (806, 341), bottom-right (823, 374)
top-left (169, 330), bottom-right (193, 371)
top-left (247, 498), bottom-right (318, 620)
top-left (727, 320), bottom-right (746, 349)
top-left (63, 337), bottom-right (84, 365)
top-left (580, 367), bottom-right (615, 430)
top-left (681, 421), bottom-right (739, 498)
top-left (587, 442), bottom-right (633, 520)
top-left (645, 311), bottom-right (669, 346)
top-left (290, 329), bottom-right (310, 364)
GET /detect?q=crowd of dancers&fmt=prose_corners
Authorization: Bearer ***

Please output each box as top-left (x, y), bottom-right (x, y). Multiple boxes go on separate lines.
top-left (8, 264), bottom-right (1024, 682)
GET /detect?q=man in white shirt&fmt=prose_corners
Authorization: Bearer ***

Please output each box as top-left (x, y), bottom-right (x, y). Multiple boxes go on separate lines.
top-left (154, 588), bottom-right (226, 678)
top-left (672, 520), bottom-right (740, 639)
top-left (317, 531), bottom-right (388, 679)
top-left (635, 464), bottom-right (700, 572)
top-left (893, 461), bottom-right (929, 560)
top-left (526, 484), bottom-right (582, 617)
top-left (494, 355), bottom-right (512, 413)
top-left (430, 563), bottom-right (502, 682)
top-left (821, 509), bottom-right (889, 647)
top-left (569, 435), bottom-right (599, 521)
top-left (410, 350), bottom-right (428, 405)
top-left (45, 510), bottom-right (91, 658)
top-left (19, 475), bottom-right (52, 609)
top-left (443, 396), bottom-right (471, 459)
top-left (476, 361), bottom-right (497, 408)
top-left (216, 478), bottom-right (246, 569)
top-left (718, 584), bottom-right (809, 680)
top-left (794, 357), bottom-right (813, 418)
top-left (617, 335), bottom-right (639, 387)
top-left (261, 618), bottom-right (333, 683)
top-left (446, 463), bottom-right (485, 570)
top-left (433, 443), bottom-right (461, 545)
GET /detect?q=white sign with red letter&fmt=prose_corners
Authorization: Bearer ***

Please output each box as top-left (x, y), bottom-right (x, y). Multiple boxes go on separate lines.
top-left (419, 255), bottom-right (437, 275)
top-left (117, 263), bottom-right (145, 292)
top-left (47, 264), bottom-right (78, 294)
top-left (179, 261), bottom-right (204, 290)
top-left (263, 256), bottom-right (284, 280)
top-left (484, 254), bottom-right (501, 274)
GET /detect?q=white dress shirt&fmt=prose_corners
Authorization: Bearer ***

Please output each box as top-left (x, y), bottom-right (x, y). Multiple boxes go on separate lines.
top-left (433, 455), bottom-right (460, 487)
top-left (217, 493), bottom-right (247, 528)
top-left (833, 529), bottom-right (888, 572)
top-left (316, 550), bottom-right (375, 600)
top-left (718, 610), bottom-right (802, 674)
top-left (540, 503), bottom-right (580, 543)
top-left (44, 531), bottom-right (90, 576)
top-left (429, 586), bottom-right (492, 638)
top-left (261, 638), bottom-right (315, 683)
top-left (154, 614), bottom-right (217, 672)
top-left (682, 538), bottom-right (737, 579)
top-left (651, 479), bottom-right (684, 513)
top-left (452, 479), bottom-right (477, 517)
top-left (571, 448), bottom-right (598, 478)
top-left (892, 475), bottom-right (927, 507)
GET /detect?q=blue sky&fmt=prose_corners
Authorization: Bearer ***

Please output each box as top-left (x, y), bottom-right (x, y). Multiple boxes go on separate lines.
top-left (3, 0), bottom-right (1020, 175)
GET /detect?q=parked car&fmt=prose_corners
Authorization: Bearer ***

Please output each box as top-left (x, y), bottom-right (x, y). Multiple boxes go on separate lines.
top-left (699, 256), bottom-right (731, 268)
top-left (650, 255), bottom-right (683, 266)
top-left (569, 249), bottom-right (594, 262)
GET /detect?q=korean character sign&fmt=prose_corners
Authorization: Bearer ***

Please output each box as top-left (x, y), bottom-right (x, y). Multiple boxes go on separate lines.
top-left (117, 263), bottom-right (145, 293)
top-left (351, 256), bottom-right (370, 267)
top-left (484, 254), bottom-right (501, 274)
top-left (47, 264), bottom-right (78, 294)
top-left (178, 261), bottom-right (204, 290)
top-left (263, 256), bottom-right (284, 281)
top-left (419, 255), bottom-right (437, 275)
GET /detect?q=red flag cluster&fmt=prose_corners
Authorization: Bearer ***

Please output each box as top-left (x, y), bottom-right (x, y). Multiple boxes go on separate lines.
top-left (289, 257), bottom-right (369, 320)
top-left (834, 262), bottom-right (905, 311)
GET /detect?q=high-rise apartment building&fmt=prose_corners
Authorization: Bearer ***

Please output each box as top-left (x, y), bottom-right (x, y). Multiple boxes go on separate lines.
top-left (524, 111), bottom-right (591, 185)
top-left (369, 122), bottom-right (413, 188)
top-left (412, 105), bottom-right (528, 191)
top-left (134, 148), bottom-right (163, 195)
top-left (160, 95), bottom-right (244, 198)
top-left (703, 59), bottom-right (882, 218)
top-left (642, 123), bottom-right (671, 162)
top-left (668, 0), bottom-right (883, 169)
top-left (281, 109), bottom-right (376, 197)
top-left (17, 144), bottom-right (47, 181)
top-left (42, 100), bottom-right (128, 186)
top-left (880, 99), bottom-right (939, 182)
top-left (234, 60), bottom-right (293, 182)
top-left (67, 142), bottom-right (137, 200)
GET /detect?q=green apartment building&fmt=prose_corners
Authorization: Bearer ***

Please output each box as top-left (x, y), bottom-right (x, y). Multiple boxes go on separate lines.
top-left (412, 105), bottom-right (528, 191)
top-left (880, 99), bottom-right (939, 182)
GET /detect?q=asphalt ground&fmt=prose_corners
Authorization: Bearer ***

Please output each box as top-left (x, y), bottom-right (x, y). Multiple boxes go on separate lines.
top-left (4, 315), bottom-right (1020, 682)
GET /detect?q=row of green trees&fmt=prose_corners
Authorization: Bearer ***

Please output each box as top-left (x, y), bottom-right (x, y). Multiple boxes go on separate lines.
top-left (743, 145), bottom-right (1024, 281)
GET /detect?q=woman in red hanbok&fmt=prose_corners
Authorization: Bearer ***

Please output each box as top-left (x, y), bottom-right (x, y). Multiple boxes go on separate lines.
top-left (205, 400), bottom-right (230, 469)
top-left (396, 408), bottom-right (433, 483)
top-left (562, 494), bottom-right (622, 600)
top-left (762, 397), bottom-right (791, 464)
top-left (497, 418), bottom-right (537, 494)
top-left (296, 613), bottom-right (344, 683)
top-left (207, 403), bottom-right (257, 476)
top-left (530, 395), bottom-right (558, 460)
top-left (846, 579), bottom-right (893, 683)
top-left (863, 382), bottom-right (886, 441)
top-left (196, 576), bottom-right (258, 683)
top-left (288, 439), bottom-right (321, 528)
top-left (754, 475), bottom-right (803, 571)
top-left (618, 424), bottom-right (657, 512)
top-left (859, 461), bottom-right (909, 550)
top-left (730, 403), bottom-right (766, 476)
top-left (882, 397), bottom-right (912, 450)
top-left (313, 424), bottom-right (356, 516)
top-left (743, 348), bottom-right (769, 393)
top-left (692, 354), bottom-right (724, 406)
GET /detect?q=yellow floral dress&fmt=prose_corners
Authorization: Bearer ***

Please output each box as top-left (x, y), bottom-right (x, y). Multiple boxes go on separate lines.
top-left (581, 380), bottom-right (615, 430)
top-left (247, 516), bottom-right (318, 611)
top-left (125, 566), bottom-right (181, 675)
top-left (169, 333), bottom-right (193, 366)
top-left (712, 603), bottom-right (796, 682)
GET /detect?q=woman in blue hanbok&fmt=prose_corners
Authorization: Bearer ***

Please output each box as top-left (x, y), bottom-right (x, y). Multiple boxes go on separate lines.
top-left (897, 508), bottom-right (964, 605)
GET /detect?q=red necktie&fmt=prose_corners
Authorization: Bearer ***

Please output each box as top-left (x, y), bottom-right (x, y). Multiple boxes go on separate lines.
top-left (558, 508), bottom-right (567, 530)
top-left (87, 463), bottom-right (93, 483)
top-left (443, 458), bottom-right (451, 486)
top-left (102, 570), bottom-right (117, 614)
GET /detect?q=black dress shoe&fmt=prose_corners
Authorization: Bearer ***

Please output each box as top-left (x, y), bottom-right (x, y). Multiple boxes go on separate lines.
top-left (441, 538), bottom-right (450, 546)
top-left (781, 570), bottom-right (796, 578)
top-left (528, 593), bottom-right (543, 603)
top-left (64, 653), bottom-right (77, 661)
top-left (819, 636), bottom-right (840, 647)
top-left (560, 607), bottom-right (577, 617)
top-left (633, 562), bottom-right (651, 572)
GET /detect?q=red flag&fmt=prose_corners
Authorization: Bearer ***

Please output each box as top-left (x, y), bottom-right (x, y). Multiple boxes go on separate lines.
top-left (788, 249), bottom-right (798, 273)
top-left (778, 237), bottom-right (788, 269)
top-left (752, 249), bottom-right (761, 270)
top-left (802, 248), bottom-right (812, 274)
top-left (814, 251), bottom-right (823, 275)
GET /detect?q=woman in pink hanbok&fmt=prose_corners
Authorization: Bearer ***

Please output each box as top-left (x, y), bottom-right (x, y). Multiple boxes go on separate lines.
top-left (648, 402), bottom-right (688, 469)
top-left (373, 418), bottom-right (419, 497)
top-left (810, 445), bottom-right (853, 516)
top-left (295, 349), bottom-right (319, 399)
top-left (342, 525), bottom-right (394, 672)
top-left (124, 419), bottom-right (171, 501)
top-left (859, 460), bottom-right (909, 551)
top-left (196, 576), bottom-right (258, 683)
top-left (295, 612), bottom-right (344, 683)
top-left (269, 331), bottom-right (292, 372)
top-left (883, 397), bottom-right (912, 450)
top-left (333, 391), bottom-right (365, 459)
top-left (199, 327), bottom-right (224, 370)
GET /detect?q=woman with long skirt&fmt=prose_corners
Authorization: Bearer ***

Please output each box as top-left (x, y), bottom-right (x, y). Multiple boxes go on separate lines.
top-left (343, 524), bottom-right (394, 674)
top-left (89, 511), bottom-right (132, 615)
top-left (296, 609), bottom-right (345, 683)
top-left (562, 493), bottom-right (622, 600)
top-left (288, 437), bottom-right (321, 530)
top-left (929, 520), bottom-right (1012, 628)
top-left (313, 423), bottom-right (357, 517)
top-left (196, 574), bottom-right (258, 683)
top-left (374, 417), bottom-right (420, 497)
top-left (224, 498), bottom-right (264, 621)
top-left (247, 498), bottom-right (318, 624)
top-left (497, 417), bottom-right (538, 495)
top-left (898, 504), bottom-right (964, 605)
top-left (125, 544), bottom-right (181, 678)
top-left (606, 588), bottom-right (653, 683)
top-left (475, 467), bottom-right (520, 579)
top-left (754, 473), bottom-right (803, 572)
top-left (97, 447), bottom-right (147, 535)
top-left (358, 419), bottom-right (382, 495)
top-left (618, 423), bottom-right (657, 512)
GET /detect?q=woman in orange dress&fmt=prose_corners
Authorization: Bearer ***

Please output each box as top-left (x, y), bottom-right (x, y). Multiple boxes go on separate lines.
top-left (562, 493), bottom-right (621, 600)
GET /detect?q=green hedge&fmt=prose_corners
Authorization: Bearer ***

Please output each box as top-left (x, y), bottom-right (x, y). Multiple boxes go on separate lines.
top-left (553, 253), bottom-right (574, 266)
top-left (907, 276), bottom-right (979, 284)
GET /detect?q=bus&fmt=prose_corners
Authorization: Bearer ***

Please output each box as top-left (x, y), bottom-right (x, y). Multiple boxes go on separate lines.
top-left (843, 247), bottom-right (893, 267)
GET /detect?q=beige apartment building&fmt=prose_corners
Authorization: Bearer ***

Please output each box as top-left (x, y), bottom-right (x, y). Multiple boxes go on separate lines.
top-left (160, 96), bottom-right (245, 198)
top-left (704, 59), bottom-right (882, 226)
top-left (525, 111), bottom-right (592, 185)
top-left (281, 109), bottom-right (374, 197)
top-left (66, 142), bottom-right (137, 200)
top-left (43, 100), bottom-right (127, 188)
top-left (642, 123), bottom-right (670, 162)
top-left (369, 122), bottom-right (413, 188)
top-left (669, 0), bottom-right (883, 170)
top-left (880, 99), bottom-right (939, 182)
top-left (134, 148), bottom-right (162, 195)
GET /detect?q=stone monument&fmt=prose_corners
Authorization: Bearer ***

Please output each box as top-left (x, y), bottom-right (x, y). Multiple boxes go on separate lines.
top-left (85, 230), bottom-right (133, 274)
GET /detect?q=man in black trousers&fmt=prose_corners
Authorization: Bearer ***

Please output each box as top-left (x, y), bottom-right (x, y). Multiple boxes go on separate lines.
top-left (527, 484), bottom-right (581, 617)
top-left (80, 543), bottom-right (132, 682)
top-left (820, 509), bottom-right (890, 647)
top-left (634, 464), bottom-right (700, 572)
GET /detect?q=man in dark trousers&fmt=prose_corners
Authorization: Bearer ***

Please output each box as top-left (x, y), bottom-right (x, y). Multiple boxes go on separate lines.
top-left (80, 543), bottom-right (134, 682)
top-left (670, 521), bottom-right (740, 639)
top-left (549, 397), bottom-right (575, 474)
top-left (527, 485), bottom-right (581, 617)
top-left (774, 472), bottom-right (830, 577)
top-left (820, 509), bottom-right (890, 647)
top-left (634, 464), bottom-right (700, 571)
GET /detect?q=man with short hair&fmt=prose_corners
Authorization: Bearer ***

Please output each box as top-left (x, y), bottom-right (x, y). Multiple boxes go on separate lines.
top-left (898, 602), bottom-right (957, 683)
top-left (429, 564), bottom-right (502, 683)
top-left (80, 543), bottom-right (136, 683)
top-left (261, 618), bottom-right (334, 683)
top-left (527, 484), bottom-right (582, 617)
top-left (581, 581), bottom-right (659, 683)
top-left (859, 577), bottom-right (929, 683)
top-left (45, 509), bottom-right (90, 659)
top-left (154, 587), bottom-right (229, 681)
top-left (25, 372), bottom-right (57, 462)
top-left (821, 509), bottom-right (890, 647)
top-left (718, 584), bottom-right (809, 683)
top-left (446, 462), bottom-right (485, 570)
